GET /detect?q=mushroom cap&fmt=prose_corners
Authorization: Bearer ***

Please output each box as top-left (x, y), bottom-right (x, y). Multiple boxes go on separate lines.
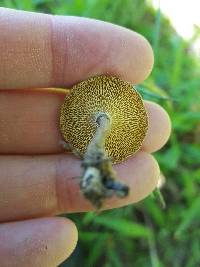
top-left (60, 75), bottom-right (148, 163)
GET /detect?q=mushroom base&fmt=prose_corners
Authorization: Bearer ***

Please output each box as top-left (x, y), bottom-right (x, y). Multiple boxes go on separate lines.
top-left (80, 112), bottom-right (129, 209)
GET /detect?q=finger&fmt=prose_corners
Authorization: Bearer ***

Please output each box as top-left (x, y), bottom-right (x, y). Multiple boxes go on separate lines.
top-left (0, 91), bottom-right (170, 154)
top-left (143, 101), bottom-right (171, 152)
top-left (0, 8), bottom-right (153, 89)
top-left (0, 217), bottom-right (78, 267)
top-left (0, 151), bottom-right (159, 222)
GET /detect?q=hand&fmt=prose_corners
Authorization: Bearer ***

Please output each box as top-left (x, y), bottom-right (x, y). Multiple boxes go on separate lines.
top-left (0, 8), bottom-right (171, 267)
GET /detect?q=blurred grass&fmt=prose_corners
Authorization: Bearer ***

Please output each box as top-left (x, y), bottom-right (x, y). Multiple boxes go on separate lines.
top-left (1, 1), bottom-right (200, 266)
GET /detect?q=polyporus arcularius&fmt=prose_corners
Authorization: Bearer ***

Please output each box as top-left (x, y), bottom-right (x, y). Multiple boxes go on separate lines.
top-left (60, 75), bottom-right (148, 208)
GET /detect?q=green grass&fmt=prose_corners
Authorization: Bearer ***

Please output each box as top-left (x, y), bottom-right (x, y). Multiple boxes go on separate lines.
top-left (1, 1), bottom-right (200, 266)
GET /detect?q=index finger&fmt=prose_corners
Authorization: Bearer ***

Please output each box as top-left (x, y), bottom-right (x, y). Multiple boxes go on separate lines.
top-left (0, 8), bottom-right (153, 89)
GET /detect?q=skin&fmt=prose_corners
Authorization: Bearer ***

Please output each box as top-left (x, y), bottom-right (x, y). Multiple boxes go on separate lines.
top-left (0, 8), bottom-right (171, 267)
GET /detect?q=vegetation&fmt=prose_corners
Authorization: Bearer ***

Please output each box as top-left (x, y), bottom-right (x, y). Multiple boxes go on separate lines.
top-left (1, 1), bottom-right (200, 266)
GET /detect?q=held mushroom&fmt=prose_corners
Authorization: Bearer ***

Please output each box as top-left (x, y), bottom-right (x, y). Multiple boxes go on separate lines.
top-left (59, 75), bottom-right (148, 208)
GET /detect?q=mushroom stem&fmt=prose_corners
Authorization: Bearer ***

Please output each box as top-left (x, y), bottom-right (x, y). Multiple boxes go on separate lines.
top-left (87, 113), bottom-right (111, 155)
top-left (80, 112), bottom-right (129, 209)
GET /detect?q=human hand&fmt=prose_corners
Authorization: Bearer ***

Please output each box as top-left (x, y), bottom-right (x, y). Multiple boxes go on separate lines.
top-left (0, 8), bottom-right (171, 267)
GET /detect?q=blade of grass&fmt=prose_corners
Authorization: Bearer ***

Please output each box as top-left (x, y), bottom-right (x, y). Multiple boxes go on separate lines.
top-left (151, 188), bottom-right (166, 209)
top-left (107, 249), bottom-right (123, 267)
top-left (85, 234), bottom-right (108, 267)
top-left (152, 3), bottom-right (161, 63)
top-left (171, 37), bottom-right (184, 87)
top-left (175, 196), bottom-right (200, 238)
top-left (94, 216), bottom-right (152, 239)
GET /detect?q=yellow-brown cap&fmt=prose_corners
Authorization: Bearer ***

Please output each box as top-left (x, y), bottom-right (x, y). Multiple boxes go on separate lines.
top-left (60, 75), bottom-right (148, 163)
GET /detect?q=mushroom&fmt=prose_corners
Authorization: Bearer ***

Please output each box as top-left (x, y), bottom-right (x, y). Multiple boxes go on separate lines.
top-left (60, 75), bottom-right (148, 208)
